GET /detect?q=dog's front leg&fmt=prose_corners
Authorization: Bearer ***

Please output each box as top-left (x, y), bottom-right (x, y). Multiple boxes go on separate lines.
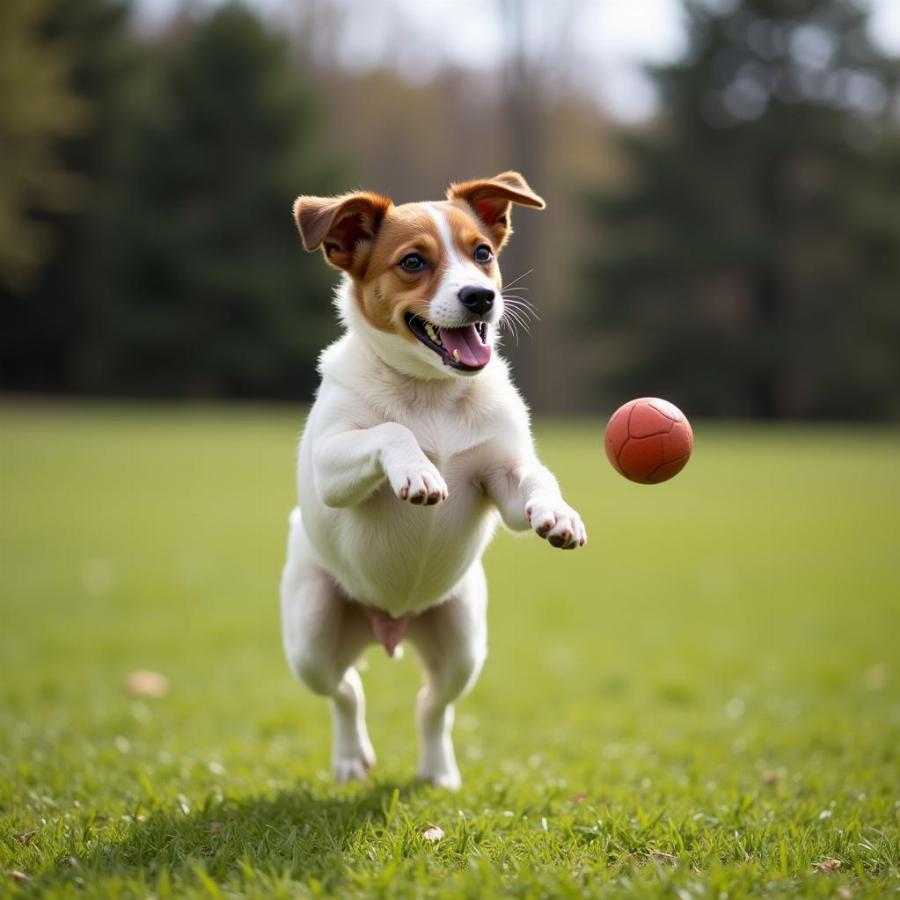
top-left (314, 423), bottom-right (448, 508)
top-left (485, 460), bottom-right (587, 549)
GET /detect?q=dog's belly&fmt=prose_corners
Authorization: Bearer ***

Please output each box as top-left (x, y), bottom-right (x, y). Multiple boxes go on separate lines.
top-left (299, 471), bottom-right (497, 615)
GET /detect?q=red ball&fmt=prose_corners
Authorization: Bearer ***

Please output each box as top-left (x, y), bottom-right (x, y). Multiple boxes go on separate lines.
top-left (604, 398), bottom-right (693, 484)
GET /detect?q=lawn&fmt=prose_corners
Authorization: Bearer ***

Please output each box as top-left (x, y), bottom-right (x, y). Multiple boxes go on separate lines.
top-left (1, 400), bottom-right (898, 898)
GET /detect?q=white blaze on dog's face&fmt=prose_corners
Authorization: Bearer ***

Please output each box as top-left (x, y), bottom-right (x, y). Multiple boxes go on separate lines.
top-left (294, 172), bottom-right (545, 379)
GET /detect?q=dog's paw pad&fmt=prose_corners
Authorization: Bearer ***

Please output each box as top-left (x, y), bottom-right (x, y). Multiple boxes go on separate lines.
top-left (391, 464), bottom-right (448, 507)
top-left (527, 499), bottom-right (587, 550)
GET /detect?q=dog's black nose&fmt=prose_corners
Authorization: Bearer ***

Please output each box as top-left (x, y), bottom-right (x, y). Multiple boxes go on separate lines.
top-left (458, 286), bottom-right (495, 316)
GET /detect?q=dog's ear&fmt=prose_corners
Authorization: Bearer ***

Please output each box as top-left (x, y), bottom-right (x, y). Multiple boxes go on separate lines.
top-left (447, 171), bottom-right (545, 250)
top-left (293, 191), bottom-right (393, 273)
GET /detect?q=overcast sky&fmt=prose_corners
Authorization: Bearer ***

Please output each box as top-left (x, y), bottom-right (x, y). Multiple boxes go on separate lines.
top-left (135, 0), bottom-right (900, 121)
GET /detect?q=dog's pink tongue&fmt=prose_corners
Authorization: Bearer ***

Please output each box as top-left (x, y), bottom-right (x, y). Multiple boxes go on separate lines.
top-left (439, 325), bottom-right (491, 368)
top-left (368, 608), bottom-right (409, 657)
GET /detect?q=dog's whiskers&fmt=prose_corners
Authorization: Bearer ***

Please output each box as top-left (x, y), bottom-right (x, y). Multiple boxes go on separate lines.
top-left (500, 269), bottom-right (538, 343)
top-left (498, 298), bottom-right (534, 344)
top-left (505, 315), bottom-right (536, 336)
top-left (500, 288), bottom-right (534, 309)
top-left (501, 291), bottom-right (540, 334)
top-left (502, 268), bottom-right (534, 291)
top-left (503, 294), bottom-right (540, 319)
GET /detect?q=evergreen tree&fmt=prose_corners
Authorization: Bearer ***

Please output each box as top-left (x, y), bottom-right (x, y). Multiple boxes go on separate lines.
top-left (93, 3), bottom-right (342, 399)
top-left (0, 0), bottom-right (86, 292)
top-left (1, 1), bottom-right (342, 400)
top-left (581, 0), bottom-right (900, 419)
top-left (0, 0), bottom-right (138, 391)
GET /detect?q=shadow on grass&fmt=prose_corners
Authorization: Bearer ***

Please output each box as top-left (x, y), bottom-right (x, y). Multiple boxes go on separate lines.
top-left (68, 780), bottom-right (425, 890)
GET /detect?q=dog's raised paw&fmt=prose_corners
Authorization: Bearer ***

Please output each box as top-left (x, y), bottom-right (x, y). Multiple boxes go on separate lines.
top-left (388, 459), bottom-right (448, 506)
top-left (526, 498), bottom-right (587, 550)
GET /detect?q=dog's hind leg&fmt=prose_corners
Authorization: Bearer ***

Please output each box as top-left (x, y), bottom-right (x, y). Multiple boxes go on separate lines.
top-left (280, 512), bottom-right (375, 782)
top-left (406, 562), bottom-right (488, 790)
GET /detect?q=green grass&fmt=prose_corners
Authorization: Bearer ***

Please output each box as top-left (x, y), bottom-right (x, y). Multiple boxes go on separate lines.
top-left (1, 400), bottom-right (898, 898)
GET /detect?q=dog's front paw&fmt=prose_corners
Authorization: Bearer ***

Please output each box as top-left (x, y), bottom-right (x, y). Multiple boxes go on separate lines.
top-left (526, 497), bottom-right (587, 549)
top-left (386, 457), bottom-right (448, 506)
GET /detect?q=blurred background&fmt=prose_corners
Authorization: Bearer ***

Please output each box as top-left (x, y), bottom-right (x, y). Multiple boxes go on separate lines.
top-left (1, 0), bottom-right (899, 419)
top-left (3, 5), bottom-right (900, 893)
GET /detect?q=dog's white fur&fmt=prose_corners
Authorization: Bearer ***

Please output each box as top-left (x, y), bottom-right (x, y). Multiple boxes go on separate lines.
top-left (280, 197), bottom-right (586, 789)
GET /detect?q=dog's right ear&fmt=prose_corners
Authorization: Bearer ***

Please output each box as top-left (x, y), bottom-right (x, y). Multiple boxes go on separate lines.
top-left (293, 192), bottom-right (393, 274)
top-left (447, 171), bottom-right (544, 250)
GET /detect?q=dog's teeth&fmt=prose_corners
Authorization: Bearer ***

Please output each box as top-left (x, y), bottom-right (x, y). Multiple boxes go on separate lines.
top-left (452, 349), bottom-right (460, 363)
top-left (425, 323), bottom-right (442, 345)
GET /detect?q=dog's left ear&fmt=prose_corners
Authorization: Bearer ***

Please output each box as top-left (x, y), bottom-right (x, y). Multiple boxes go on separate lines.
top-left (447, 171), bottom-right (545, 249)
top-left (293, 191), bottom-right (393, 274)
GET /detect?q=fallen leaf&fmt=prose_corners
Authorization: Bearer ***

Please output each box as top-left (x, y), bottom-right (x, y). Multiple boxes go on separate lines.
top-left (8, 870), bottom-right (29, 883)
top-left (761, 769), bottom-right (779, 785)
top-left (814, 858), bottom-right (842, 873)
top-left (649, 850), bottom-right (676, 865)
top-left (422, 825), bottom-right (444, 843)
top-left (126, 670), bottom-right (168, 698)
top-left (15, 831), bottom-right (36, 845)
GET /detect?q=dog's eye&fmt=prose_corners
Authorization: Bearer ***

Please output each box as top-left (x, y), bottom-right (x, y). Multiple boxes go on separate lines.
top-left (400, 253), bottom-right (426, 272)
top-left (474, 244), bottom-right (493, 264)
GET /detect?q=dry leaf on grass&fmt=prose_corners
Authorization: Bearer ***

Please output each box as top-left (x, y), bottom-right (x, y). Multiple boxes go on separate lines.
top-left (126, 670), bottom-right (168, 698)
top-left (422, 825), bottom-right (445, 842)
top-left (760, 769), bottom-right (779, 785)
top-left (814, 858), bottom-right (842, 873)
top-left (8, 870), bottom-right (29, 883)
top-left (15, 831), bottom-right (36, 845)
top-left (648, 850), bottom-right (676, 865)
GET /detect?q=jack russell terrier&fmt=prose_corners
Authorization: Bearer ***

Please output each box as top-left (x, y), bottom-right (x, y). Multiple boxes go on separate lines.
top-left (280, 171), bottom-right (586, 789)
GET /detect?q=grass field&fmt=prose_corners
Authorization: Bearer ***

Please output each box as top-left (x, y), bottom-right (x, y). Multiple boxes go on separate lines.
top-left (1, 400), bottom-right (898, 898)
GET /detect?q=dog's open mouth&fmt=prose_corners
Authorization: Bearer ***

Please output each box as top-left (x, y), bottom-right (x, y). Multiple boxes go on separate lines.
top-left (405, 314), bottom-right (491, 371)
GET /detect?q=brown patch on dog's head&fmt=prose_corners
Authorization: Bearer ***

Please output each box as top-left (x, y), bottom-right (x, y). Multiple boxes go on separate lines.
top-left (355, 204), bottom-right (445, 337)
top-left (447, 171), bottom-right (545, 249)
top-left (358, 202), bottom-right (502, 338)
top-left (435, 202), bottom-right (498, 262)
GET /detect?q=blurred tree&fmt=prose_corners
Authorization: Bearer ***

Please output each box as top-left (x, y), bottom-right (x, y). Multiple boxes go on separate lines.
top-left (0, 0), bottom-right (87, 292)
top-left (0, 0), bottom-right (137, 392)
top-left (581, 0), bottom-right (900, 419)
top-left (497, 0), bottom-right (586, 410)
top-left (90, 2), bottom-right (343, 398)
top-left (1, 1), bottom-right (342, 401)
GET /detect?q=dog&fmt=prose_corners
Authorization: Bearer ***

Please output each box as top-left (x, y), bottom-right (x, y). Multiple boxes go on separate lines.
top-left (280, 171), bottom-right (586, 789)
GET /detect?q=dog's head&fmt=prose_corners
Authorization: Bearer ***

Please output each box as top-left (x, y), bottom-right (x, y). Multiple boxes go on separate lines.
top-left (294, 172), bottom-right (544, 379)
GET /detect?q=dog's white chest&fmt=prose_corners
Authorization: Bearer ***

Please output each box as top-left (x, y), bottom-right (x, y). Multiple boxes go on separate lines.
top-left (294, 334), bottom-right (524, 615)
top-left (299, 439), bottom-right (497, 614)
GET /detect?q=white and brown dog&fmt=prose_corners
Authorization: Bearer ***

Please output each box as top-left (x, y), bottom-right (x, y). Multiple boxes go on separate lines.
top-left (280, 172), bottom-right (586, 789)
